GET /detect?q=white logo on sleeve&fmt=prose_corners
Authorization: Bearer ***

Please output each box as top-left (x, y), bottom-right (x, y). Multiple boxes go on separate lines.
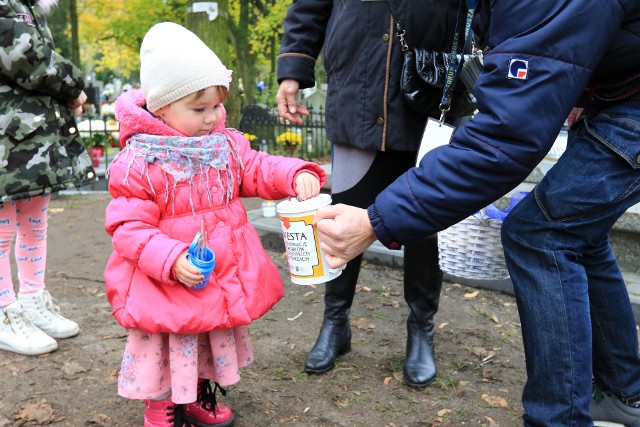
top-left (508, 58), bottom-right (529, 80)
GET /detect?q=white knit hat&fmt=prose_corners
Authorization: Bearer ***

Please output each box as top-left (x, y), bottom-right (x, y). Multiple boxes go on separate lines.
top-left (140, 22), bottom-right (230, 112)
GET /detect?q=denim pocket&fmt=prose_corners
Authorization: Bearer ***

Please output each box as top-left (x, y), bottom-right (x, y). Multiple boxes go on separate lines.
top-left (535, 109), bottom-right (640, 222)
top-left (586, 109), bottom-right (640, 169)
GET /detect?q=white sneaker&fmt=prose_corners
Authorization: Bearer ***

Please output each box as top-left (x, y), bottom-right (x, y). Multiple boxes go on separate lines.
top-left (18, 290), bottom-right (80, 339)
top-left (0, 301), bottom-right (58, 355)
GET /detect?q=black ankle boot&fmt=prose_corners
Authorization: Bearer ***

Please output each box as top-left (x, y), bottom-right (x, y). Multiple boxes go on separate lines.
top-left (402, 236), bottom-right (443, 388)
top-left (304, 255), bottom-right (362, 374)
top-left (404, 318), bottom-right (437, 387)
top-left (304, 317), bottom-right (352, 373)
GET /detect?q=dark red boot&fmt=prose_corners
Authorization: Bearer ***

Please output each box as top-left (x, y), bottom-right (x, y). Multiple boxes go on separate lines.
top-left (184, 379), bottom-right (234, 427)
top-left (143, 398), bottom-right (194, 427)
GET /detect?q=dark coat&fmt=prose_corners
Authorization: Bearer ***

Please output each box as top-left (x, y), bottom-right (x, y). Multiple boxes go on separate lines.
top-left (277, 0), bottom-right (467, 152)
top-left (370, 0), bottom-right (640, 247)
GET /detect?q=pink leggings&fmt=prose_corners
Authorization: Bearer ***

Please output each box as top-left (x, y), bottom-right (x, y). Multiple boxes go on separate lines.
top-left (0, 195), bottom-right (49, 307)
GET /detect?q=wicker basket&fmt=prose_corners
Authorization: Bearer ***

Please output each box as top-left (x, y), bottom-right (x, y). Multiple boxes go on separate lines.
top-left (438, 209), bottom-right (509, 280)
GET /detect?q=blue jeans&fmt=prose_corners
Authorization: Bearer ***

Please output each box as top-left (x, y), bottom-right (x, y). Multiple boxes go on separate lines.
top-left (501, 103), bottom-right (640, 426)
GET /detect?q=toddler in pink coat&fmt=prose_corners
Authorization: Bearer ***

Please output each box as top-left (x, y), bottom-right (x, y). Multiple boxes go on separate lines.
top-left (104, 22), bottom-right (326, 427)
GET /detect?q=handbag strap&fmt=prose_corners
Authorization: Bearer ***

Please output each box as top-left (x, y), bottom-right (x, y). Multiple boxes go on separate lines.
top-left (388, 0), bottom-right (408, 51)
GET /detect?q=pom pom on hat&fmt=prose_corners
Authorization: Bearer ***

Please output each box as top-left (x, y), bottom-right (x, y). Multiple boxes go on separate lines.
top-left (140, 22), bottom-right (230, 112)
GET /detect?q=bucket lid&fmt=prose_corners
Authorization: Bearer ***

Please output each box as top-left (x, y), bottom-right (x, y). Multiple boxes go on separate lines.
top-left (276, 193), bottom-right (331, 215)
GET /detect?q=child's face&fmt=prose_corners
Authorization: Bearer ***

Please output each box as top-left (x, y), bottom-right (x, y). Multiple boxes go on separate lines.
top-left (155, 87), bottom-right (224, 137)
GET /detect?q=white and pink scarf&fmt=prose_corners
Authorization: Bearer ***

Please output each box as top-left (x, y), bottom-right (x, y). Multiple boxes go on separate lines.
top-left (109, 132), bottom-right (244, 215)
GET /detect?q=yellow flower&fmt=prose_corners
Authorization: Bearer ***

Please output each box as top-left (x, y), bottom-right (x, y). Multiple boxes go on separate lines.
top-left (276, 131), bottom-right (302, 146)
top-left (243, 133), bottom-right (257, 141)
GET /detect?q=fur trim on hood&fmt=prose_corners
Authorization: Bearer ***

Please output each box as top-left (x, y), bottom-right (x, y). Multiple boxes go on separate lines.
top-left (114, 89), bottom-right (228, 147)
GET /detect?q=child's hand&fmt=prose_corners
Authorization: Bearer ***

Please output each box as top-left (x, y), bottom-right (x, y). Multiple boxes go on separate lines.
top-left (295, 172), bottom-right (321, 201)
top-left (173, 251), bottom-right (204, 288)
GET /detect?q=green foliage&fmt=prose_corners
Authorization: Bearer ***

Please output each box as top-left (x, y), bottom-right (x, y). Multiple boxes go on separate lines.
top-left (74, 0), bottom-right (322, 110)
top-left (77, 0), bottom-right (187, 77)
top-left (47, 0), bottom-right (73, 60)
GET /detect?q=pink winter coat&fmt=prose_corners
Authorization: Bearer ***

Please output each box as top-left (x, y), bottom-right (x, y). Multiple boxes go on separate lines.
top-left (104, 89), bottom-right (326, 334)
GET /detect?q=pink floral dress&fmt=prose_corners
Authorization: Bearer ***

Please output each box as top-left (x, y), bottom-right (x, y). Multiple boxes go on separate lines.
top-left (117, 327), bottom-right (253, 403)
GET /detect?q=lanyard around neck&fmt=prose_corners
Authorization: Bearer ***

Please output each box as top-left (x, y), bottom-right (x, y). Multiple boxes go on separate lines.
top-left (440, 0), bottom-right (476, 122)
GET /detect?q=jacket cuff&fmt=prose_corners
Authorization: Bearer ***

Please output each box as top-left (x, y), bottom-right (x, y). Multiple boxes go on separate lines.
top-left (367, 205), bottom-right (401, 250)
top-left (291, 169), bottom-right (322, 193)
top-left (276, 54), bottom-right (316, 88)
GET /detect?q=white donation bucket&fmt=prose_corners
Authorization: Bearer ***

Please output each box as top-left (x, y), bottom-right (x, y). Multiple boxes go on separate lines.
top-left (276, 194), bottom-right (343, 285)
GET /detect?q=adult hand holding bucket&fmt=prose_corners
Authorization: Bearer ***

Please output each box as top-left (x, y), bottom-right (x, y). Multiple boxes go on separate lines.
top-left (277, 194), bottom-right (345, 285)
top-left (313, 204), bottom-right (378, 269)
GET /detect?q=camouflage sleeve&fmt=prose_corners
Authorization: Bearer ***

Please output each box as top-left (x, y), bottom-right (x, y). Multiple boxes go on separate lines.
top-left (0, 2), bottom-right (84, 101)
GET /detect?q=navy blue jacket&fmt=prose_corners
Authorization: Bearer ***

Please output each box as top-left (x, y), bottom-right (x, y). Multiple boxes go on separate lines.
top-left (370, 0), bottom-right (640, 247)
top-left (277, 0), bottom-right (466, 152)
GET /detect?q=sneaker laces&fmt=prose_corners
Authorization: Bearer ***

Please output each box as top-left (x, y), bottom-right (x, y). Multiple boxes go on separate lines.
top-left (196, 379), bottom-right (227, 415)
top-left (38, 290), bottom-right (63, 320)
top-left (622, 395), bottom-right (640, 408)
top-left (3, 304), bottom-right (39, 338)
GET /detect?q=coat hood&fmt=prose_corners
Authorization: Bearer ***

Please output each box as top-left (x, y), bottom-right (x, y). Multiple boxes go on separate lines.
top-left (114, 88), bottom-right (228, 146)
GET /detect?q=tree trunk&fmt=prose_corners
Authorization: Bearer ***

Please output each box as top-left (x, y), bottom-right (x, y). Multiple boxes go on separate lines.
top-left (235, 0), bottom-right (256, 106)
top-left (69, 0), bottom-right (80, 67)
top-left (186, 0), bottom-right (241, 128)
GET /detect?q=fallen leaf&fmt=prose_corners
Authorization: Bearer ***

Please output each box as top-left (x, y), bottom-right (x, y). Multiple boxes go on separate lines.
top-left (392, 372), bottom-right (403, 381)
top-left (333, 397), bottom-right (349, 408)
top-left (105, 368), bottom-right (119, 385)
top-left (438, 322), bottom-right (449, 329)
top-left (351, 317), bottom-right (375, 331)
top-left (464, 290), bottom-right (480, 299)
top-left (485, 416), bottom-right (500, 427)
top-left (86, 413), bottom-right (113, 427)
top-left (384, 376), bottom-right (393, 385)
top-left (303, 291), bottom-right (314, 297)
top-left (437, 409), bottom-right (451, 417)
top-left (469, 346), bottom-right (491, 358)
top-left (14, 400), bottom-right (56, 424)
top-left (491, 314), bottom-right (501, 324)
top-left (482, 394), bottom-right (508, 408)
top-left (359, 286), bottom-right (372, 292)
top-left (482, 368), bottom-right (496, 381)
top-left (62, 360), bottom-right (87, 375)
top-left (49, 208), bottom-right (64, 214)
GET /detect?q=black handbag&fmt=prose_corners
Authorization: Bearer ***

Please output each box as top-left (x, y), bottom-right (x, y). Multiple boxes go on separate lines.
top-left (389, 0), bottom-right (481, 117)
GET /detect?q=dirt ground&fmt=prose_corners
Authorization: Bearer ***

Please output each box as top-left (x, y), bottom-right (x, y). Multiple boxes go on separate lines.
top-left (0, 193), bottom-right (529, 427)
